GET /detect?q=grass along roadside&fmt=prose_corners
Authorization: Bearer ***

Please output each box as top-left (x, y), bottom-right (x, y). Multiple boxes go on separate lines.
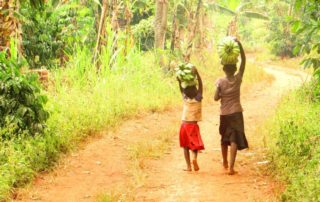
top-left (263, 83), bottom-right (320, 201)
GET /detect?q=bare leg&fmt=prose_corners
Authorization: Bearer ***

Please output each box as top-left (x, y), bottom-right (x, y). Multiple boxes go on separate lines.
top-left (229, 142), bottom-right (238, 175)
top-left (183, 148), bottom-right (192, 171)
top-left (192, 150), bottom-right (199, 171)
top-left (192, 150), bottom-right (198, 160)
top-left (221, 144), bottom-right (228, 169)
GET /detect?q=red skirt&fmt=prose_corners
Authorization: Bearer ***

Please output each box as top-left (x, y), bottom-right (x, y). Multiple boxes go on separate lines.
top-left (179, 123), bottom-right (205, 151)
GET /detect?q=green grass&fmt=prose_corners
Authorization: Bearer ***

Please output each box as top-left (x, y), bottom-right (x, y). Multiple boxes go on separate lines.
top-left (264, 83), bottom-right (320, 201)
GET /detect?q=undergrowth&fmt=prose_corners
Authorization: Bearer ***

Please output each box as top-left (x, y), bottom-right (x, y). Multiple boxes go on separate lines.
top-left (265, 82), bottom-right (320, 201)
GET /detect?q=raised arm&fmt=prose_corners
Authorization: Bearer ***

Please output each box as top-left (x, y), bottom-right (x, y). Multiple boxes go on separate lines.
top-left (236, 39), bottom-right (246, 76)
top-left (177, 78), bottom-right (183, 94)
top-left (195, 69), bottom-right (203, 96)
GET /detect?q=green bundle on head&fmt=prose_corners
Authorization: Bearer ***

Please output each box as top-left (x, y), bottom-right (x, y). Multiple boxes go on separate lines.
top-left (175, 63), bottom-right (197, 88)
top-left (218, 36), bottom-right (240, 65)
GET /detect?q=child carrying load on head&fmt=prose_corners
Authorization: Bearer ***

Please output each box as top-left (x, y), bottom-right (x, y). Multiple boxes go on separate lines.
top-left (176, 63), bottom-right (204, 172)
top-left (214, 37), bottom-right (249, 175)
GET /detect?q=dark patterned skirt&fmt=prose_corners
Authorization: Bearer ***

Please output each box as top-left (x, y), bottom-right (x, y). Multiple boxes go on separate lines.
top-left (219, 112), bottom-right (249, 150)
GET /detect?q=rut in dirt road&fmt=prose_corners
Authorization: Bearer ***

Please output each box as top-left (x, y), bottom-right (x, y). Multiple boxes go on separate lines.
top-left (135, 66), bottom-right (309, 202)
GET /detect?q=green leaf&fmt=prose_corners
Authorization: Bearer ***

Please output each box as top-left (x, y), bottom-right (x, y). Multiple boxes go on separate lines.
top-left (242, 11), bottom-right (269, 20)
top-left (293, 45), bottom-right (301, 55)
top-left (291, 21), bottom-right (301, 32)
top-left (207, 3), bottom-right (236, 16)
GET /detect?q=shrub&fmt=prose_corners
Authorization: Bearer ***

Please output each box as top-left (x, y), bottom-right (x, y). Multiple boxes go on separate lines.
top-left (132, 17), bottom-right (154, 51)
top-left (20, 2), bottom-right (96, 69)
top-left (267, 2), bottom-right (299, 57)
top-left (0, 51), bottom-right (49, 138)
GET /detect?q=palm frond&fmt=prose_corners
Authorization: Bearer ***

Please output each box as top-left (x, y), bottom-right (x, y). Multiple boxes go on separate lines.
top-left (241, 11), bottom-right (269, 20)
top-left (207, 3), bottom-right (236, 16)
top-left (236, 2), bottom-right (252, 13)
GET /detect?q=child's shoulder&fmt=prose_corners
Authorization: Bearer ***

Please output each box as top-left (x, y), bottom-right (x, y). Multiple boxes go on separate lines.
top-left (183, 93), bottom-right (202, 103)
top-left (215, 77), bottom-right (227, 85)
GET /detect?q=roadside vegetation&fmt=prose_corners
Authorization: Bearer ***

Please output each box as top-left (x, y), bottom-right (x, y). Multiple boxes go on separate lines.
top-left (263, 0), bottom-right (320, 201)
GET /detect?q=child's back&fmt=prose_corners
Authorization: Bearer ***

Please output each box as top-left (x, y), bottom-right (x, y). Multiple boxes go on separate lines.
top-left (216, 73), bottom-right (243, 115)
top-left (182, 86), bottom-right (202, 122)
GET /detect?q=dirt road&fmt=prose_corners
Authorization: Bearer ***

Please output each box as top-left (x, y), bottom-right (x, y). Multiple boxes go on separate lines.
top-left (135, 66), bottom-right (309, 202)
top-left (15, 66), bottom-right (309, 202)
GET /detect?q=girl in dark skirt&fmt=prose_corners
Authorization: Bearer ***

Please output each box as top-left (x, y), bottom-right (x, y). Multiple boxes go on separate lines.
top-left (214, 39), bottom-right (248, 175)
top-left (177, 67), bottom-right (204, 172)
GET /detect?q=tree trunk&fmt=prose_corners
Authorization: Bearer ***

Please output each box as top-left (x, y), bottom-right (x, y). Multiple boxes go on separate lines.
top-left (93, 0), bottom-right (108, 66)
top-left (185, 0), bottom-right (202, 61)
top-left (111, 0), bottom-right (119, 31)
top-left (170, 13), bottom-right (177, 52)
top-left (154, 0), bottom-right (168, 50)
top-left (124, 3), bottom-right (133, 56)
top-left (0, 0), bottom-right (20, 53)
top-left (227, 16), bottom-right (238, 37)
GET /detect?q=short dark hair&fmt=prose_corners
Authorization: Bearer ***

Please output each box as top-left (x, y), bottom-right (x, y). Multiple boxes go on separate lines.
top-left (183, 85), bottom-right (198, 99)
top-left (223, 64), bottom-right (237, 74)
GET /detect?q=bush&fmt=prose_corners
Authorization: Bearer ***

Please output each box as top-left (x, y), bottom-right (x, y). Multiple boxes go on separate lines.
top-left (267, 2), bottom-right (298, 57)
top-left (20, 2), bottom-right (96, 69)
top-left (0, 50), bottom-right (49, 138)
top-left (132, 17), bottom-right (154, 51)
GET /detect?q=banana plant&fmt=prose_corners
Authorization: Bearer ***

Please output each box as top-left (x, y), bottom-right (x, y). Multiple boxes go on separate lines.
top-left (0, 0), bottom-right (45, 53)
top-left (208, 0), bottom-right (269, 37)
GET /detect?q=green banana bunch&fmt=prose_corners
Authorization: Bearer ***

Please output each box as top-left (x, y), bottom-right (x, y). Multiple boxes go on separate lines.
top-left (175, 63), bottom-right (197, 88)
top-left (218, 36), bottom-right (240, 65)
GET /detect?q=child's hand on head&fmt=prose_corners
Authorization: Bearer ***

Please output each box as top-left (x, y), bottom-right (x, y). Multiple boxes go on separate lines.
top-left (191, 66), bottom-right (198, 75)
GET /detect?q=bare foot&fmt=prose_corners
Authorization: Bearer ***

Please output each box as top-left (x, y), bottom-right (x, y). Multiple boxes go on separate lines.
top-left (183, 167), bottom-right (192, 172)
top-left (228, 169), bottom-right (238, 175)
top-left (223, 161), bottom-right (229, 169)
top-left (192, 160), bottom-right (199, 171)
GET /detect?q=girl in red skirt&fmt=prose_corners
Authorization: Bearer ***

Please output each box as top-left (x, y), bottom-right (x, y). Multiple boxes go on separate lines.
top-left (177, 67), bottom-right (204, 172)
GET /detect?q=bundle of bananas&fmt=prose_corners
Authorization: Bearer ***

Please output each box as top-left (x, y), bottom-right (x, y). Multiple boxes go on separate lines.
top-left (175, 63), bottom-right (197, 88)
top-left (218, 36), bottom-right (240, 65)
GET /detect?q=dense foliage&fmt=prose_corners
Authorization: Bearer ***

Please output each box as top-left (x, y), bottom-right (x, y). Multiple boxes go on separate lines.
top-left (292, 0), bottom-right (320, 72)
top-left (0, 50), bottom-right (49, 139)
top-left (20, 1), bottom-right (96, 69)
top-left (266, 1), bottom-right (297, 57)
top-left (132, 17), bottom-right (154, 50)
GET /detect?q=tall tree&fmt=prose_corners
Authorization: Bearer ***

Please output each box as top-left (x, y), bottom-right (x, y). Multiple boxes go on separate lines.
top-left (154, 0), bottom-right (168, 50)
